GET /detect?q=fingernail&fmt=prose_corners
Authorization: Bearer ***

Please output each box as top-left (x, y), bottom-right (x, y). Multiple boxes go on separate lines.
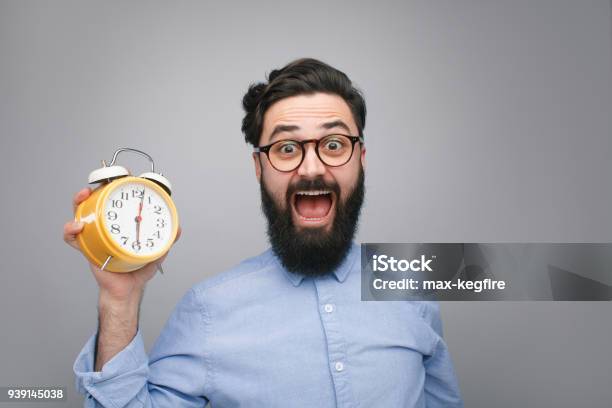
top-left (74, 221), bottom-right (85, 229)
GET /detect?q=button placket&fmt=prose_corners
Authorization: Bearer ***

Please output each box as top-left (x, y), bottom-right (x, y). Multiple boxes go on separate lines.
top-left (314, 277), bottom-right (357, 408)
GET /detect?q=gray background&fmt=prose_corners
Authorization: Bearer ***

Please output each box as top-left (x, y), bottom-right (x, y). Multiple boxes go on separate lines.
top-left (1, 0), bottom-right (611, 407)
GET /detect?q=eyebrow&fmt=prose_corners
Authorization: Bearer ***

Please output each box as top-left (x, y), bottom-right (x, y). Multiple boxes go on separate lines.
top-left (268, 120), bottom-right (353, 143)
top-left (269, 124), bottom-right (300, 141)
top-left (320, 120), bottom-right (351, 133)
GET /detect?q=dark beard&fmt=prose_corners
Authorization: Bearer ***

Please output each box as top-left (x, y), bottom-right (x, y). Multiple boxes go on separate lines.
top-left (260, 166), bottom-right (365, 277)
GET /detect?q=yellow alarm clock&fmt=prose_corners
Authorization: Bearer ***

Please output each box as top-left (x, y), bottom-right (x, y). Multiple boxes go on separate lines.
top-left (75, 148), bottom-right (179, 273)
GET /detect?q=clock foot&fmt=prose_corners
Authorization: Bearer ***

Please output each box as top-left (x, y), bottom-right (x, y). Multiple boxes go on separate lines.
top-left (101, 256), bottom-right (112, 271)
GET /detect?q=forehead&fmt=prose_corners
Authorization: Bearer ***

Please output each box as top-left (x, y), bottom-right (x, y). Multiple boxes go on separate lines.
top-left (260, 93), bottom-right (357, 144)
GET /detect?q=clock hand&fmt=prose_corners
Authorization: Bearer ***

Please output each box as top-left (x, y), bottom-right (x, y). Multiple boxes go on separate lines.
top-left (136, 213), bottom-right (141, 243)
top-left (135, 188), bottom-right (145, 243)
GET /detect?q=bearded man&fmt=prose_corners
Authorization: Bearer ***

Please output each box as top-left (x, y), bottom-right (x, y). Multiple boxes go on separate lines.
top-left (65, 58), bottom-right (463, 407)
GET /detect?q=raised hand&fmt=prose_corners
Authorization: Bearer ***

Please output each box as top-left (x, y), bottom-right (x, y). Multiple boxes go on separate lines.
top-left (63, 187), bottom-right (181, 302)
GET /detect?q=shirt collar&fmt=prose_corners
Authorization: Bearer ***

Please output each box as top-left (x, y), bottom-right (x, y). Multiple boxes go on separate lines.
top-left (272, 242), bottom-right (360, 287)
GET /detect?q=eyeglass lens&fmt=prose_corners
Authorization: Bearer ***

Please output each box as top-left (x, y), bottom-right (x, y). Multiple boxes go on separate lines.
top-left (268, 134), bottom-right (354, 171)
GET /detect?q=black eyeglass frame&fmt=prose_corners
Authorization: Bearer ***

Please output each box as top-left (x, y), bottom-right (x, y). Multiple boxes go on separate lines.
top-left (253, 134), bottom-right (365, 173)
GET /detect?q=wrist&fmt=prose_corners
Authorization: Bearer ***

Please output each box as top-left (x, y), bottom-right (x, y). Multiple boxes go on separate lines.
top-left (99, 286), bottom-right (143, 305)
top-left (97, 291), bottom-right (140, 338)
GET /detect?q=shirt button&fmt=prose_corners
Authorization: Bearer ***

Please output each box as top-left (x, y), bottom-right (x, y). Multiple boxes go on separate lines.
top-left (335, 361), bottom-right (344, 372)
top-left (324, 303), bottom-right (334, 313)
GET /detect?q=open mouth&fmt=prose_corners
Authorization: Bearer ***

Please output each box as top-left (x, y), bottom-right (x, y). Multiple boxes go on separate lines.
top-left (292, 190), bottom-right (335, 224)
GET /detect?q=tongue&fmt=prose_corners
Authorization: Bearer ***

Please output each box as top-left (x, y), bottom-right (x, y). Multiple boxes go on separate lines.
top-left (295, 195), bottom-right (332, 218)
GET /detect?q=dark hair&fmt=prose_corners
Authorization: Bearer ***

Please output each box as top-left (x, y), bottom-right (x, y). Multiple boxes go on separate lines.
top-left (241, 58), bottom-right (366, 147)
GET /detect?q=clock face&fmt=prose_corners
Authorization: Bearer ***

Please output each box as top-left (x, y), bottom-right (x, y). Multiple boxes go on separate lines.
top-left (102, 181), bottom-right (173, 256)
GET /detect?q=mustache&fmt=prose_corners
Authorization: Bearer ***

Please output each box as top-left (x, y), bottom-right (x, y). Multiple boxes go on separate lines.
top-left (260, 166), bottom-right (365, 277)
top-left (286, 177), bottom-right (340, 202)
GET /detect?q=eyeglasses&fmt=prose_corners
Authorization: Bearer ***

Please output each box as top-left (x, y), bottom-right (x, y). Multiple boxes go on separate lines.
top-left (254, 134), bottom-right (364, 172)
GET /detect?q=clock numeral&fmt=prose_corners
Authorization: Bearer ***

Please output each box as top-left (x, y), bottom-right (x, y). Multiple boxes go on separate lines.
top-left (148, 196), bottom-right (152, 204)
top-left (121, 192), bottom-right (129, 200)
top-left (112, 200), bottom-right (123, 208)
top-left (120, 236), bottom-right (129, 246)
top-left (153, 205), bottom-right (162, 214)
top-left (154, 230), bottom-right (162, 239)
top-left (146, 239), bottom-right (154, 248)
top-left (132, 241), bottom-right (141, 251)
top-left (132, 189), bottom-right (144, 198)
top-left (110, 224), bottom-right (120, 234)
top-left (156, 218), bottom-right (166, 228)
top-left (107, 211), bottom-right (118, 221)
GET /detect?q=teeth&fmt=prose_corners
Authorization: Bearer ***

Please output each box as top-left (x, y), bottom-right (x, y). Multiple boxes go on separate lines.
top-left (296, 190), bottom-right (331, 196)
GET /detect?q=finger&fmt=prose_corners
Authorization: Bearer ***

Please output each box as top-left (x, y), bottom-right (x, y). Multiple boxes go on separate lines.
top-left (153, 255), bottom-right (167, 275)
top-left (153, 226), bottom-right (181, 274)
top-left (157, 250), bottom-right (169, 265)
top-left (174, 225), bottom-right (182, 243)
top-left (63, 221), bottom-right (85, 249)
top-left (73, 187), bottom-right (92, 212)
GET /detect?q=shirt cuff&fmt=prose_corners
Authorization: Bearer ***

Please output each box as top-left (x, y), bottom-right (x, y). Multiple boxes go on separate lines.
top-left (73, 328), bottom-right (149, 407)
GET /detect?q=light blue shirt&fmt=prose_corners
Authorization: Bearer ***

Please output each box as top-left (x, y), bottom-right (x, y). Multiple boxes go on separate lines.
top-left (74, 243), bottom-right (463, 407)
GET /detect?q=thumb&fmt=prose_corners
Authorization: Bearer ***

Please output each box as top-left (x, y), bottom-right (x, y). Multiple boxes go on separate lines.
top-left (63, 221), bottom-right (85, 250)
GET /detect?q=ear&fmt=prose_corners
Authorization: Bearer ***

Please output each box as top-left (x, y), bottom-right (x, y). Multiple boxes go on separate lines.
top-left (252, 152), bottom-right (262, 182)
top-left (360, 145), bottom-right (366, 170)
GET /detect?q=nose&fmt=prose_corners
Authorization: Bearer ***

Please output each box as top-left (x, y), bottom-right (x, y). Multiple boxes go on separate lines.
top-left (297, 142), bottom-right (326, 178)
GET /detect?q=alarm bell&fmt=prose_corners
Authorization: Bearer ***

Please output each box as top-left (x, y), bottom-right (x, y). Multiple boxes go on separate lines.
top-left (88, 147), bottom-right (173, 195)
top-left (88, 165), bottom-right (129, 184)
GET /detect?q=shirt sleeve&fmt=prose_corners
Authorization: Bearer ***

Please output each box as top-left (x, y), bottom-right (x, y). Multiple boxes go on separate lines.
top-left (73, 288), bottom-right (210, 407)
top-left (419, 302), bottom-right (464, 408)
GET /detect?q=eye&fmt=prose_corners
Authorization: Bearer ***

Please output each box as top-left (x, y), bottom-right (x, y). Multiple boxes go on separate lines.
top-left (281, 144), bottom-right (296, 154)
top-left (273, 140), bottom-right (300, 156)
top-left (322, 136), bottom-right (346, 152)
top-left (326, 141), bottom-right (340, 150)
